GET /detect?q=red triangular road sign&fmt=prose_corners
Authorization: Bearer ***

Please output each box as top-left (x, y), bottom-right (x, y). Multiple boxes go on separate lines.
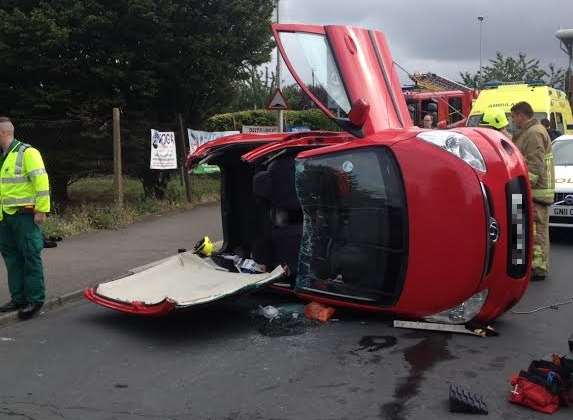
top-left (267, 88), bottom-right (289, 110)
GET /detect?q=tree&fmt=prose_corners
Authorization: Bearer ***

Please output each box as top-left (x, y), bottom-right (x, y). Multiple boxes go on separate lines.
top-left (459, 52), bottom-right (566, 89)
top-left (229, 65), bottom-right (275, 111)
top-left (0, 0), bottom-right (275, 202)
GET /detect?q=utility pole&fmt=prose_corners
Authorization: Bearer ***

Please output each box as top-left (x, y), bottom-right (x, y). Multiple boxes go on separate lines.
top-left (275, 0), bottom-right (283, 132)
top-left (177, 113), bottom-right (192, 203)
top-left (112, 108), bottom-right (124, 209)
top-left (478, 16), bottom-right (484, 88)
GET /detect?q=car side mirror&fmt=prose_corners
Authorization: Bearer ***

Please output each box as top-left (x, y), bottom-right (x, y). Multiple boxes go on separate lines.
top-left (437, 120), bottom-right (447, 129)
top-left (348, 98), bottom-right (370, 127)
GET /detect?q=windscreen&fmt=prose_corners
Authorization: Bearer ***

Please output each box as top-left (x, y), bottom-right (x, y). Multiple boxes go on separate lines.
top-left (468, 112), bottom-right (547, 134)
top-left (553, 140), bottom-right (573, 166)
top-left (279, 32), bottom-right (351, 117)
top-left (294, 148), bottom-right (408, 304)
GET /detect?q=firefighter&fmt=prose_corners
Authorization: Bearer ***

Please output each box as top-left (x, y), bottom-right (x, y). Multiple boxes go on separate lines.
top-left (479, 109), bottom-right (512, 139)
top-left (510, 102), bottom-right (555, 281)
top-left (0, 117), bottom-right (50, 319)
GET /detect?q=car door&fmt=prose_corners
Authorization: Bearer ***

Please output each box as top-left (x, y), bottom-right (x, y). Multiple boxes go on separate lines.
top-left (272, 23), bottom-right (412, 137)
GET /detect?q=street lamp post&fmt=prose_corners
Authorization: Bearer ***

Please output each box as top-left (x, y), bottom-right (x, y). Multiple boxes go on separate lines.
top-left (556, 29), bottom-right (573, 104)
top-left (478, 16), bottom-right (485, 87)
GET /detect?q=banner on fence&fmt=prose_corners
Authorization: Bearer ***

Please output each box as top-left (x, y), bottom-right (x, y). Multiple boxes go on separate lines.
top-left (187, 129), bottom-right (239, 153)
top-left (242, 125), bottom-right (278, 134)
top-left (150, 129), bottom-right (177, 170)
top-left (187, 129), bottom-right (239, 175)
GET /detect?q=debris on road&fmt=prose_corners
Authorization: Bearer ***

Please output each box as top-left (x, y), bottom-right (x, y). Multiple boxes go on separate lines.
top-left (393, 320), bottom-right (497, 337)
top-left (252, 303), bottom-right (318, 337)
top-left (0, 337), bottom-right (15, 342)
top-left (304, 302), bottom-right (336, 323)
top-left (449, 384), bottom-right (488, 415)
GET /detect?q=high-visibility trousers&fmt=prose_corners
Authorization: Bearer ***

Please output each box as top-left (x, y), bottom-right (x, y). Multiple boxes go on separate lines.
top-left (0, 212), bottom-right (45, 304)
top-left (532, 202), bottom-right (550, 275)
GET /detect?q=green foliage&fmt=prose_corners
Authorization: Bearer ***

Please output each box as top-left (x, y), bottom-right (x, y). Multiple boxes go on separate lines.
top-left (204, 109), bottom-right (339, 132)
top-left (0, 0), bottom-right (274, 201)
top-left (229, 65), bottom-right (275, 111)
top-left (460, 52), bottom-right (567, 89)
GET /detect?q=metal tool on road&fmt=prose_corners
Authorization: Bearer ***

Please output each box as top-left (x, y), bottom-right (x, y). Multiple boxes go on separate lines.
top-left (393, 320), bottom-right (496, 337)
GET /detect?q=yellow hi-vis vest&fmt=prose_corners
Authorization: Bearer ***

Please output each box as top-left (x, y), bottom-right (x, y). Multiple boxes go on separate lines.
top-left (0, 139), bottom-right (50, 221)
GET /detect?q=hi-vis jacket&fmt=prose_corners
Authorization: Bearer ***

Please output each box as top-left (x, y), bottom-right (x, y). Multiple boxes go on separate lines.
top-left (0, 139), bottom-right (50, 221)
top-left (512, 120), bottom-right (555, 205)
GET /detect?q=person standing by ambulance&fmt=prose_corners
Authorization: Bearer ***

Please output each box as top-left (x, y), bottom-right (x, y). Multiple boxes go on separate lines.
top-left (510, 102), bottom-right (555, 281)
top-left (0, 117), bottom-right (50, 319)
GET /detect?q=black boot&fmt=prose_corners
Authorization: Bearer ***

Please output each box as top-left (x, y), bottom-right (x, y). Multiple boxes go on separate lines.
top-left (18, 303), bottom-right (43, 320)
top-left (0, 301), bottom-right (25, 313)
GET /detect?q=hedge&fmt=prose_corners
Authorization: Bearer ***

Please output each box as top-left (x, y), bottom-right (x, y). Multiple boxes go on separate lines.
top-left (204, 109), bottom-right (340, 132)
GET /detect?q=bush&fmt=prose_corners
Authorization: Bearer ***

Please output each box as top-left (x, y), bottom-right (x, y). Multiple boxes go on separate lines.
top-left (204, 109), bottom-right (339, 132)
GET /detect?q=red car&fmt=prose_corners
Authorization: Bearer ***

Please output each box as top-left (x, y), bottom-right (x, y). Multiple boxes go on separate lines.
top-left (86, 24), bottom-right (531, 324)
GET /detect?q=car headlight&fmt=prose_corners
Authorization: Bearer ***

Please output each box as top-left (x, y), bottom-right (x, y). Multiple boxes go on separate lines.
top-left (424, 289), bottom-right (489, 324)
top-left (417, 131), bottom-right (486, 172)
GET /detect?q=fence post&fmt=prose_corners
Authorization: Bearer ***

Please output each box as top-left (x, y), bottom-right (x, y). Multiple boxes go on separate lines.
top-left (113, 108), bottom-right (124, 208)
top-left (177, 113), bottom-right (192, 203)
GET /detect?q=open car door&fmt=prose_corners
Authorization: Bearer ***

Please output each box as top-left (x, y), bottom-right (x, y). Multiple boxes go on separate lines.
top-left (85, 252), bottom-right (286, 316)
top-left (272, 24), bottom-right (412, 137)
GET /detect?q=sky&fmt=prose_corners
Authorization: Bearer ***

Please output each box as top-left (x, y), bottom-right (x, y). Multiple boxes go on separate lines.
top-left (270, 0), bottom-right (573, 84)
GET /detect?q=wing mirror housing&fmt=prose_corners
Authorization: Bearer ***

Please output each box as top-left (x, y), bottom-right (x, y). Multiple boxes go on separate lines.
top-left (334, 98), bottom-right (370, 138)
top-left (348, 98), bottom-right (370, 127)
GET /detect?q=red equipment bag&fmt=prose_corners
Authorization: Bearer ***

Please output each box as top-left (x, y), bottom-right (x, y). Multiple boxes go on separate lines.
top-left (509, 374), bottom-right (560, 414)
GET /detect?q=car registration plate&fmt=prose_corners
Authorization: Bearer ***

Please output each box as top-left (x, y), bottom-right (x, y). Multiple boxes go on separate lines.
top-left (551, 205), bottom-right (573, 217)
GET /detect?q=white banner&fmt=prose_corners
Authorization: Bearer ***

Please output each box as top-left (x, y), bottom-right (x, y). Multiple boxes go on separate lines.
top-left (150, 130), bottom-right (177, 170)
top-left (242, 125), bottom-right (278, 134)
top-left (187, 129), bottom-right (239, 153)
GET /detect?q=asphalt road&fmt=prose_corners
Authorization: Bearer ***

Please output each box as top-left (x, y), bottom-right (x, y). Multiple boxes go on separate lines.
top-left (1, 232), bottom-right (573, 420)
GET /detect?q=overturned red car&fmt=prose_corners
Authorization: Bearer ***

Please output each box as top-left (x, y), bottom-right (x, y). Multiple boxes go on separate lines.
top-left (86, 24), bottom-right (532, 324)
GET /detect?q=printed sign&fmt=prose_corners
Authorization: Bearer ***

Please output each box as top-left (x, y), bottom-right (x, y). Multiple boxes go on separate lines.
top-left (242, 125), bottom-right (279, 134)
top-left (287, 126), bottom-right (311, 133)
top-left (150, 130), bottom-right (177, 170)
top-left (187, 129), bottom-right (239, 154)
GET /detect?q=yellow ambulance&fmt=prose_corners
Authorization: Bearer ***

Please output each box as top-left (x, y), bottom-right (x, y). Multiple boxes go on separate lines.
top-left (467, 81), bottom-right (573, 135)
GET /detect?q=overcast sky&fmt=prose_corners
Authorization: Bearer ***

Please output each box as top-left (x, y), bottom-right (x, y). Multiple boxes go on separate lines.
top-left (271, 0), bottom-right (573, 84)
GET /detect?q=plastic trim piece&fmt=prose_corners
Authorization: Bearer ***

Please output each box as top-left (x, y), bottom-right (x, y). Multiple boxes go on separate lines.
top-left (84, 288), bottom-right (176, 316)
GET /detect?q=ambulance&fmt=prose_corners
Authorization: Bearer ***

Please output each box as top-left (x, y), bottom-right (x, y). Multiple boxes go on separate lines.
top-left (467, 81), bottom-right (573, 135)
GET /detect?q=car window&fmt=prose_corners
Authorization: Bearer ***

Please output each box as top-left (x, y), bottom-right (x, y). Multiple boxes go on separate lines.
top-left (556, 113), bottom-right (565, 133)
top-left (279, 32), bottom-right (351, 117)
top-left (295, 148), bottom-right (407, 304)
top-left (553, 141), bottom-right (573, 165)
top-left (467, 114), bottom-right (483, 127)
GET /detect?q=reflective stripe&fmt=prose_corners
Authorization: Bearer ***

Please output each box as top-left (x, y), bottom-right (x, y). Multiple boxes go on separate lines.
top-left (545, 153), bottom-right (554, 188)
top-left (36, 190), bottom-right (50, 197)
top-left (1, 176), bottom-right (29, 184)
top-left (532, 188), bottom-right (554, 200)
top-left (28, 168), bottom-right (47, 178)
top-left (528, 172), bottom-right (539, 183)
top-left (14, 143), bottom-right (29, 176)
top-left (3, 197), bottom-right (35, 206)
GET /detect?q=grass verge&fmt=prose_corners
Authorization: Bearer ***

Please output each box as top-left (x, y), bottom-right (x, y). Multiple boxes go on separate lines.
top-left (42, 175), bottom-right (220, 238)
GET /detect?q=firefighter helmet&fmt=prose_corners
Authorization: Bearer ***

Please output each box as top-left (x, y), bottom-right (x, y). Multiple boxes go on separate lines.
top-left (480, 109), bottom-right (509, 130)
